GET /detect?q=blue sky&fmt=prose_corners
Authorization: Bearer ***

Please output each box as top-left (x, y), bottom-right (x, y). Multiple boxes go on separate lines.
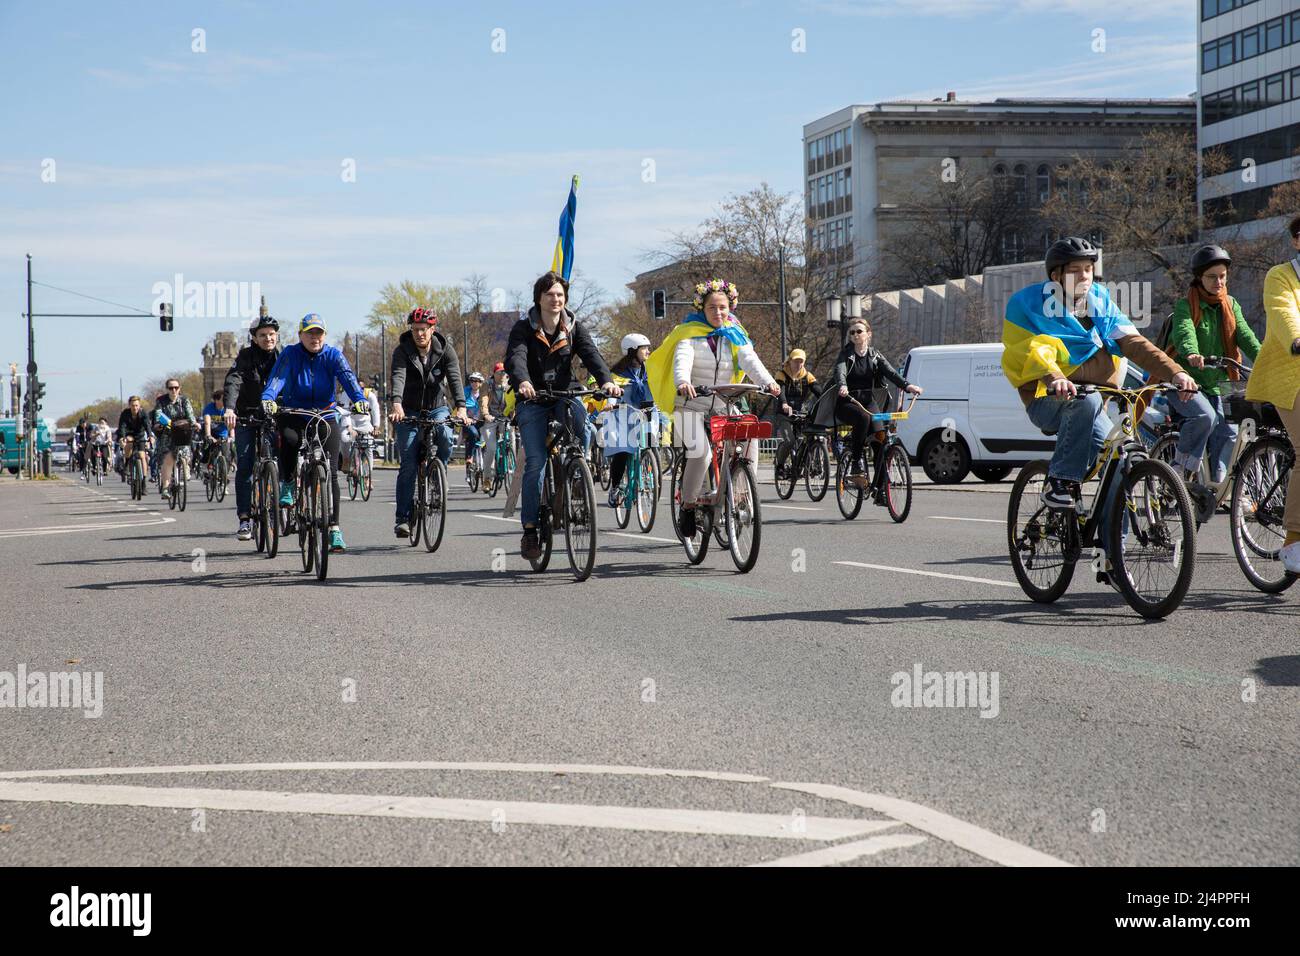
top-left (0, 0), bottom-right (1196, 418)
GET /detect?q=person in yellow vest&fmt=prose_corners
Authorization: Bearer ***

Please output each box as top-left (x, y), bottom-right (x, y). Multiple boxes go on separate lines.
top-left (646, 278), bottom-right (780, 539)
top-left (1246, 216), bottom-right (1300, 572)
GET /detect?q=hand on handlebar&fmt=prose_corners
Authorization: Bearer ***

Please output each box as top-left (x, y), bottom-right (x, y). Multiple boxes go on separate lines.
top-left (766, 382), bottom-right (781, 397)
top-left (781, 403), bottom-right (792, 415)
top-left (389, 401), bottom-right (405, 423)
top-left (601, 382), bottom-right (623, 398)
top-left (678, 382), bottom-right (697, 400)
top-left (1172, 371), bottom-right (1199, 401)
top-left (1048, 378), bottom-right (1077, 399)
top-left (518, 381), bottom-right (536, 401)
top-left (223, 409), bottom-right (237, 430)
top-left (1187, 354), bottom-right (1205, 369)
top-left (838, 385), bottom-right (848, 398)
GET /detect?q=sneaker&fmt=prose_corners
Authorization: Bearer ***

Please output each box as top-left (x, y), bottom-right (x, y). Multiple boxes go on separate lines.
top-left (328, 527), bottom-right (345, 552)
top-left (608, 488), bottom-right (620, 509)
top-left (521, 528), bottom-right (541, 560)
top-left (1040, 477), bottom-right (1081, 511)
top-left (394, 522), bottom-right (410, 538)
top-left (678, 505), bottom-right (697, 538)
top-left (237, 519), bottom-right (252, 541)
top-left (1281, 541), bottom-right (1300, 574)
top-left (279, 480), bottom-right (294, 507)
top-left (160, 488), bottom-right (171, 501)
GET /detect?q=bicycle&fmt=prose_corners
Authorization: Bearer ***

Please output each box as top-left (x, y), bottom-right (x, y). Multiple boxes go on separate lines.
top-left (670, 383), bottom-right (770, 573)
top-left (773, 405), bottom-right (832, 502)
top-left (278, 406), bottom-right (336, 581)
top-left (124, 438), bottom-right (148, 500)
top-left (346, 432), bottom-right (374, 502)
top-left (1007, 382), bottom-right (1197, 619)
top-left (164, 424), bottom-right (193, 513)
top-left (589, 424), bottom-right (612, 492)
top-left (486, 417), bottom-right (517, 500)
top-left (525, 388), bottom-right (603, 582)
top-left (458, 419), bottom-right (487, 493)
top-left (608, 401), bottom-right (660, 533)
top-left (200, 436), bottom-right (229, 503)
top-left (406, 411), bottom-right (450, 552)
top-left (87, 443), bottom-right (107, 486)
top-left (834, 390), bottom-right (916, 523)
top-left (238, 414), bottom-right (280, 558)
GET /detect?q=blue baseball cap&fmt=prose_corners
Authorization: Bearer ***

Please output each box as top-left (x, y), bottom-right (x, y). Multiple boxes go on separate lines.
top-left (299, 313), bottom-right (326, 333)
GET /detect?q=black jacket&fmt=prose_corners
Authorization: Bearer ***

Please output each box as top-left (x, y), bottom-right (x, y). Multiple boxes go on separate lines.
top-left (390, 329), bottom-right (465, 413)
top-left (505, 307), bottom-right (610, 395)
top-left (224, 344), bottom-right (282, 417)
top-left (117, 408), bottom-right (149, 440)
top-left (832, 346), bottom-right (909, 397)
top-left (774, 369), bottom-right (823, 412)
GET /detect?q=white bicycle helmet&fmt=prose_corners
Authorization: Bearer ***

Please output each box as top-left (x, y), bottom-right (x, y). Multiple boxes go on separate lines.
top-left (621, 333), bottom-right (651, 352)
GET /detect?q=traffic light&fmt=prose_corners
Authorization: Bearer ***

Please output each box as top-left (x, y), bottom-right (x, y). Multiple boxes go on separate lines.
top-left (32, 378), bottom-right (46, 411)
top-left (159, 302), bottom-right (173, 332)
top-left (652, 289), bottom-right (666, 320)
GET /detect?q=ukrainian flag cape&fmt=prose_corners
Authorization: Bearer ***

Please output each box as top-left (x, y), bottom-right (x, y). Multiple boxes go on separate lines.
top-left (1002, 281), bottom-right (1137, 399)
top-left (646, 313), bottom-right (750, 414)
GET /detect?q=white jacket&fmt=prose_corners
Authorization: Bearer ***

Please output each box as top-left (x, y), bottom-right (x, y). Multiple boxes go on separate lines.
top-left (673, 334), bottom-right (776, 415)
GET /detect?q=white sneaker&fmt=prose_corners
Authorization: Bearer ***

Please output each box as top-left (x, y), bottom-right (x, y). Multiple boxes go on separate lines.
top-left (1280, 541), bottom-right (1300, 574)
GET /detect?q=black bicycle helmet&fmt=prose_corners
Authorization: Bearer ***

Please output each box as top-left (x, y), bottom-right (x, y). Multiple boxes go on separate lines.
top-left (1044, 236), bottom-right (1101, 277)
top-left (1190, 244), bottom-right (1231, 278)
top-left (250, 314), bottom-right (279, 335)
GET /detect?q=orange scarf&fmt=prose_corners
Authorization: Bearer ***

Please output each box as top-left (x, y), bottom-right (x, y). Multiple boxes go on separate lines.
top-left (1187, 281), bottom-right (1241, 382)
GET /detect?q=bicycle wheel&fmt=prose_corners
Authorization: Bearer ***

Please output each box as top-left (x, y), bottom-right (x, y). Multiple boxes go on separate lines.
top-left (205, 462), bottom-right (216, 501)
top-left (168, 476), bottom-right (177, 510)
top-left (409, 465), bottom-right (424, 547)
top-left (883, 443), bottom-right (912, 523)
top-left (176, 460), bottom-right (188, 512)
top-left (468, 454), bottom-right (481, 493)
top-left (636, 448), bottom-right (659, 533)
top-left (264, 463), bottom-right (281, 559)
top-left (613, 461), bottom-right (632, 529)
top-left (835, 448), bottom-right (864, 520)
top-left (679, 460), bottom-right (711, 565)
top-left (347, 461), bottom-right (359, 501)
top-left (725, 458), bottom-right (762, 573)
top-left (215, 455), bottom-right (227, 502)
top-left (805, 438), bottom-right (830, 502)
top-left (1229, 436), bottom-right (1297, 593)
top-left (422, 458), bottom-right (447, 553)
top-left (1107, 458), bottom-right (1196, 619)
top-left (488, 451), bottom-right (501, 498)
top-left (1006, 460), bottom-right (1077, 603)
top-left (310, 464), bottom-right (329, 581)
top-left (563, 457), bottom-right (598, 582)
top-left (252, 468), bottom-right (266, 553)
top-left (359, 455), bottom-right (372, 502)
top-left (669, 450), bottom-right (685, 532)
top-left (773, 440), bottom-right (797, 499)
top-left (530, 460), bottom-right (555, 573)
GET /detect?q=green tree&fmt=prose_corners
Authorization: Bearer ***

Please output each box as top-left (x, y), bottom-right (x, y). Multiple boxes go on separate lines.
top-left (366, 281), bottom-right (464, 339)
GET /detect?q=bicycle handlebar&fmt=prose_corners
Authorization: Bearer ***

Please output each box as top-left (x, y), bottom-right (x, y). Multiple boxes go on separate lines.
top-left (527, 387), bottom-right (605, 402)
top-left (1202, 355), bottom-right (1253, 375)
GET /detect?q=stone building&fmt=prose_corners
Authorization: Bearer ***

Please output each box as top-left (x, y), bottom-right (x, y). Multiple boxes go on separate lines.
top-left (200, 331), bottom-right (240, 399)
top-left (803, 95), bottom-right (1197, 290)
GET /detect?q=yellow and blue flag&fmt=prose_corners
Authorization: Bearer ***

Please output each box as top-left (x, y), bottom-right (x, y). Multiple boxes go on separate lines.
top-left (1002, 281), bottom-right (1136, 397)
top-left (550, 175), bottom-right (579, 281)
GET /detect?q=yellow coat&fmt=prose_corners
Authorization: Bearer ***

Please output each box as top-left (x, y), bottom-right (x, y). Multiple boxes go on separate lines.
top-left (1245, 263), bottom-right (1300, 411)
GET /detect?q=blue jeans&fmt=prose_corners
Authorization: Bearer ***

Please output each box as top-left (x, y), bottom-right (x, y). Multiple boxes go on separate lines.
top-left (1167, 391), bottom-right (1233, 481)
top-left (234, 424), bottom-right (256, 518)
top-left (464, 423), bottom-right (481, 453)
top-left (1027, 391), bottom-right (1123, 554)
top-left (517, 397), bottom-right (586, 528)
top-left (394, 407), bottom-right (451, 523)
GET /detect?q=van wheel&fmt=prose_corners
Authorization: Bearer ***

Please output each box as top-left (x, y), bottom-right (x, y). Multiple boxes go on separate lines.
top-left (972, 465), bottom-right (1013, 483)
top-left (920, 435), bottom-right (970, 484)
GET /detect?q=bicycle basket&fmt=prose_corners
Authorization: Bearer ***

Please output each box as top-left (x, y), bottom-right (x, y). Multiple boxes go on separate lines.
top-left (1226, 395), bottom-right (1283, 430)
top-left (169, 420), bottom-right (193, 446)
top-left (709, 414), bottom-right (772, 443)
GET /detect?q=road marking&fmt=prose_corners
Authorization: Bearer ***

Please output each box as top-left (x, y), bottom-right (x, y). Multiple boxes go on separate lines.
top-left (764, 504), bottom-right (821, 512)
top-left (835, 561), bottom-right (1019, 589)
top-left (0, 781), bottom-right (894, 841)
top-left (770, 782), bottom-right (1072, 867)
top-left (608, 532), bottom-right (679, 544)
top-left (929, 515), bottom-right (1003, 524)
top-left (473, 514), bottom-right (516, 523)
top-left (0, 517), bottom-right (177, 538)
top-left (751, 833), bottom-right (926, 867)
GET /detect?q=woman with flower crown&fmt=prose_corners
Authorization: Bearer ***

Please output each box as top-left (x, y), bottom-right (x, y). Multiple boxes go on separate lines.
top-left (645, 278), bottom-right (781, 539)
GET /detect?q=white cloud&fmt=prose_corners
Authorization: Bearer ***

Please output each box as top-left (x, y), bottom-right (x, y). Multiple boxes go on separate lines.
top-left (806, 0), bottom-right (1194, 20)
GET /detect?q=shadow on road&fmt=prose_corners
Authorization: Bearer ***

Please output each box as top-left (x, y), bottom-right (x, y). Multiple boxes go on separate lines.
top-left (1251, 656), bottom-right (1300, 686)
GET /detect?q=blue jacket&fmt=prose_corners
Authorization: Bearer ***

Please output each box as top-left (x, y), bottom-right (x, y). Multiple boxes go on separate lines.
top-left (262, 343), bottom-right (366, 410)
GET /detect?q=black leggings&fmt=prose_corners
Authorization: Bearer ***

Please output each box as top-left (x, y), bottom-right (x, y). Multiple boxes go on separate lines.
top-left (608, 451), bottom-right (631, 492)
top-left (278, 415), bottom-right (342, 524)
top-left (835, 398), bottom-right (886, 486)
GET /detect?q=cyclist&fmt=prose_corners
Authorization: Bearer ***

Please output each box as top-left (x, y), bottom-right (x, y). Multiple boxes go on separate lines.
top-left (507, 270), bottom-right (621, 560)
top-left (463, 371), bottom-right (488, 484)
top-left (89, 417), bottom-right (112, 475)
top-left (481, 362), bottom-right (510, 493)
top-left (1001, 237), bottom-right (1197, 581)
top-left (341, 386), bottom-right (381, 479)
top-left (646, 278), bottom-right (781, 538)
top-left (604, 333), bottom-right (653, 508)
top-left (200, 389), bottom-right (231, 479)
top-left (832, 319), bottom-right (922, 499)
top-left (389, 306), bottom-right (469, 539)
top-left (116, 396), bottom-right (151, 478)
top-left (1246, 215), bottom-right (1300, 571)
top-left (260, 313), bottom-right (370, 553)
top-left (153, 379), bottom-right (197, 501)
top-left (1164, 244), bottom-right (1261, 485)
top-left (223, 313), bottom-right (282, 541)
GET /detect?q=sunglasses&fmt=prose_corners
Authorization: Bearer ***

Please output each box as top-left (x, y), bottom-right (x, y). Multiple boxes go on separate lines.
top-left (167, 385), bottom-right (181, 390)
top-left (849, 329), bottom-right (869, 336)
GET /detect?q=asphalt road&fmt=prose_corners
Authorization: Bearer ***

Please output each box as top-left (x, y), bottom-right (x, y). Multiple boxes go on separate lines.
top-left (1, 461), bottom-right (1296, 866)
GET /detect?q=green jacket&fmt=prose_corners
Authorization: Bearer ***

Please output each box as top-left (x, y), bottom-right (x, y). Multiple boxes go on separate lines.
top-left (1169, 295), bottom-right (1261, 395)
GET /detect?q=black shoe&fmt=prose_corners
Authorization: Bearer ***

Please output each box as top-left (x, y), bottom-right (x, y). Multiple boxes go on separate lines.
top-left (678, 506), bottom-right (697, 538)
top-left (521, 528), bottom-right (541, 560)
top-left (394, 522), bottom-right (410, 538)
top-left (1040, 477), bottom-right (1081, 511)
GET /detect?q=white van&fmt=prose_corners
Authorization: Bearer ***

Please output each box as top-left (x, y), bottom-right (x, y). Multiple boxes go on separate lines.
top-left (896, 344), bottom-right (1056, 483)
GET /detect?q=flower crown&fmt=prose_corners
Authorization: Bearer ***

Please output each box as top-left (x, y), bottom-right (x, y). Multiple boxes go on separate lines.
top-left (692, 279), bottom-right (739, 310)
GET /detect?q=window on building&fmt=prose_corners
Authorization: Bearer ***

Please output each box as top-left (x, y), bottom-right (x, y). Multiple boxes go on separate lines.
top-left (1202, 0), bottom-right (1215, 18)
top-left (844, 168), bottom-right (852, 211)
top-left (807, 143), bottom-right (815, 176)
top-left (1001, 229), bottom-right (1023, 264)
top-left (1013, 164), bottom-right (1027, 205)
top-left (1240, 26), bottom-right (1258, 59)
top-left (1217, 35), bottom-right (1234, 66)
top-left (1293, 12), bottom-right (1300, 44)
top-left (835, 169), bottom-right (845, 215)
top-left (1266, 73), bottom-right (1284, 108)
top-left (1054, 164), bottom-right (1070, 201)
top-left (1266, 17), bottom-right (1283, 51)
top-left (843, 131), bottom-right (851, 163)
top-left (1240, 80), bottom-right (1259, 109)
top-left (1036, 164), bottom-right (1051, 203)
top-left (1202, 41), bottom-right (1217, 72)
